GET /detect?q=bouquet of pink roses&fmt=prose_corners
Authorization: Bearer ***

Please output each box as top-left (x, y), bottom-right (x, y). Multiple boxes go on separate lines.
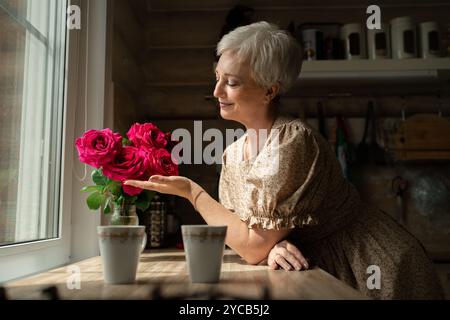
top-left (75, 122), bottom-right (178, 213)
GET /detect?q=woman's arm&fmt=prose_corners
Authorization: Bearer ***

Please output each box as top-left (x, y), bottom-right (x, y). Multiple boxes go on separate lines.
top-left (124, 175), bottom-right (291, 265)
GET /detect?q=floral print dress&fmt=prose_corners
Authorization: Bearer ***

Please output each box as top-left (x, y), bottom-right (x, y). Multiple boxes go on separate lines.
top-left (219, 114), bottom-right (444, 299)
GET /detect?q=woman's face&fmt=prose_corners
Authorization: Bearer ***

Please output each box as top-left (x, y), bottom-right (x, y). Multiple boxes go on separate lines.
top-left (213, 50), bottom-right (269, 125)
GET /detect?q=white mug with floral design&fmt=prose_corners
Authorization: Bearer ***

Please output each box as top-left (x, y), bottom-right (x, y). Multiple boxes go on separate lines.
top-left (181, 225), bottom-right (227, 283)
top-left (97, 226), bottom-right (146, 284)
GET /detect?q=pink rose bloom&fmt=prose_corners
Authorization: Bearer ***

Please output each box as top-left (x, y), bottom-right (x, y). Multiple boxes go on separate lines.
top-left (75, 129), bottom-right (122, 168)
top-left (102, 146), bottom-right (150, 196)
top-left (148, 148), bottom-right (179, 177)
top-left (127, 123), bottom-right (167, 150)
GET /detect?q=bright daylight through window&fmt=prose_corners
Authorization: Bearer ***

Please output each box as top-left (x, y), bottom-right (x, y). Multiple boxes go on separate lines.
top-left (0, 0), bottom-right (67, 247)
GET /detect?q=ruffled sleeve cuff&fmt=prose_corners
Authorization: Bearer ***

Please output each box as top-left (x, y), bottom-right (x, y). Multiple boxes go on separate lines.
top-left (240, 210), bottom-right (319, 230)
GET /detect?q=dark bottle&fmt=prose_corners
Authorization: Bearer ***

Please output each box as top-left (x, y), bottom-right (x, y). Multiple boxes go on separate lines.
top-left (150, 195), bottom-right (166, 248)
top-left (164, 196), bottom-right (181, 248)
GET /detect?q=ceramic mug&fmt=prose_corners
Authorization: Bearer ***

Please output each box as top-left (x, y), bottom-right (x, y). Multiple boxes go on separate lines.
top-left (181, 225), bottom-right (227, 283)
top-left (367, 23), bottom-right (390, 59)
top-left (390, 16), bottom-right (417, 59)
top-left (419, 21), bottom-right (440, 58)
top-left (97, 226), bottom-right (146, 284)
top-left (340, 23), bottom-right (366, 59)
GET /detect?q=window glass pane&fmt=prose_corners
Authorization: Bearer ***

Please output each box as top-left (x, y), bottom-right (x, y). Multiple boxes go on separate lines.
top-left (0, 0), bottom-right (66, 246)
top-left (0, 5), bottom-right (25, 245)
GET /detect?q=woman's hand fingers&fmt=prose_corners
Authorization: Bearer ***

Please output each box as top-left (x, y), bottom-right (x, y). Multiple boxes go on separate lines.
top-left (124, 179), bottom-right (175, 196)
top-left (267, 240), bottom-right (309, 271)
top-left (149, 175), bottom-right (171, 182)
top-left (269, 259), bottom-right (279, 270)
top-left (278, 247), bottom-right (302, 271)
top-left (124, 175), bottom-right (192, 199)
top-left (123, 180), bottom-right (159, 191)
top-left (268, 244), bottom-right (298, 271)
top-left (274, 254), bottom-right (293, 271)
top-left (285, 241), bottom-right (309, 269)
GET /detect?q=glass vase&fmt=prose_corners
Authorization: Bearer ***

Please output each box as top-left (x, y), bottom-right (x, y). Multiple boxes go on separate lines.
top-left (109, 203), bottom-right (139, 226)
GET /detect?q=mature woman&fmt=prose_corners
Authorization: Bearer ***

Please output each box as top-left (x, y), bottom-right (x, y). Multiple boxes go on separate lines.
top-left (125, 21), bottom-right (444, 299)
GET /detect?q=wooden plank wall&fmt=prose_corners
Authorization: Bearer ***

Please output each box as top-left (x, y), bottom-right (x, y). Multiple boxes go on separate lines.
top-left (141, 0), bottom-right (450, 120)
top-left (106, 0), bottom-right (147, 135)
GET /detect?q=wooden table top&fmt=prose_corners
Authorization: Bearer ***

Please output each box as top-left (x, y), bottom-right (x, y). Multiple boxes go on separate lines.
top-left (4, 249), bottom-right (367, 300)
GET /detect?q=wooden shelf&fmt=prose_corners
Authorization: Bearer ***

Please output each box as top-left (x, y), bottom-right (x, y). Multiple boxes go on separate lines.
top-left (145, 82), bottom-right (213, 88)
top-left (146, 45), bottom-right (215, 50)
top-left (145, 0), bottom-right (447, 12)
top-left (299, 58), bottom-right (450, 85)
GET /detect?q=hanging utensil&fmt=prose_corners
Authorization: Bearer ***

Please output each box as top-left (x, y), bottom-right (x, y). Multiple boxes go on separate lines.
top-left (356, 101), bottom-right (371, 164)
top-left (391, 175), bottom-right (409, 225)
top-left (317, 101), bottom-right (327, 138)
top-left (335, 114), bottom-right (355, 179)
top-left (369, 101), bottom-right (386, 165)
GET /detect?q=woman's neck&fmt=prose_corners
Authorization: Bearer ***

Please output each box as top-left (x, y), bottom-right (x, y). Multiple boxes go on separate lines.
top-left (244, 105), bottom-right (277, 132)
top-left (243, 106), bottom-right (278, 160)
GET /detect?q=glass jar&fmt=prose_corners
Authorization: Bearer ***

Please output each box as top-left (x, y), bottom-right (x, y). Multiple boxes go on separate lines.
top-left (109, 204), bottom-right (139, 226)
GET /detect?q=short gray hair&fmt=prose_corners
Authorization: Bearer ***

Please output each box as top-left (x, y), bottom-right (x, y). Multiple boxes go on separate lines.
top-left (217, 21), bottom-right (302, 94)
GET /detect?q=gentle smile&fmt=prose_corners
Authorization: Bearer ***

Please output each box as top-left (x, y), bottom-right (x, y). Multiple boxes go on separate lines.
top-left (219, 102), bottom-right (234, 108)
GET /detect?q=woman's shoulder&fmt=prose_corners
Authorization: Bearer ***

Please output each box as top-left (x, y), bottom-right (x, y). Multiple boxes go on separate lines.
top-left (272, 114), bottom-right (318, 143)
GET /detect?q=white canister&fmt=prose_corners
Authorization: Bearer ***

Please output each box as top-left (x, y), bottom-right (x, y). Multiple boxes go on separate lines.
top-left (390, 16), bottom-right (417, 59)
top-left (340, 23), bottom-right (366, 60)
top-left (367, 23), bottom-right (390, 59)
top-left (419, 21), bottom-right (441, 58)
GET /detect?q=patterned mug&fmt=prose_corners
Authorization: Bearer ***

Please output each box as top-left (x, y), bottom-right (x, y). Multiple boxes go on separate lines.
top-left (181, 225), bottom-right (227, 283)
top-left (97, 226), bottom-right (146, 284)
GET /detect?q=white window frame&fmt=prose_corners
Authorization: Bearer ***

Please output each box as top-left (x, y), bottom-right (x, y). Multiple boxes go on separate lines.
top-left (0, 0), bottom-right (108, 283)
top-left (15, 0), bottom-right (66, 245)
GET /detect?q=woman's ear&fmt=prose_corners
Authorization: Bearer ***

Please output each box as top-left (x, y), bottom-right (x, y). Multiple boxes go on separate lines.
top-left (265, 83), bottom-right (280, 102)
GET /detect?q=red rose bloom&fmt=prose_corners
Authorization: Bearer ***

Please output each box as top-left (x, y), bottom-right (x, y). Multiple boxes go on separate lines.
top-left (148, 148), bottom-right (179, 177)
top-left (127, 123), bottom-right (167, 150)
top-left (75, 129), bottom-right (122, 168)
top-left (102, 146), bottom-right (150, 196)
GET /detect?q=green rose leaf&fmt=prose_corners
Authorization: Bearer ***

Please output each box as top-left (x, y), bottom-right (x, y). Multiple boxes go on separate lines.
top-left (126, 196), bottom-right (138, 205)
top-left (92, 169), bottom-right (108, 186)
top-left (108, 180), bottom-right (122, 196)
top-left (145, 190), bottom-right (156, 203)
top-left (87, 192), bottom-right (106, 210)
top-left (81, 185), bottom-right (103, 193)
top-left (135, 198), bottom-right (149, 211)
top-left (116, 195), bottom-right (124, 206)
top-left (103, 197), bottom-right (112, 214)
top-left (135, 190), bottom-right (156, 212)
top-left (122, 137), bottom-right (132, 146)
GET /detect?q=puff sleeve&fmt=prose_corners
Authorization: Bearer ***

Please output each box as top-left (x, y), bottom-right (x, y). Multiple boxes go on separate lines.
top-left (220, 120), bottom-right (335, 230)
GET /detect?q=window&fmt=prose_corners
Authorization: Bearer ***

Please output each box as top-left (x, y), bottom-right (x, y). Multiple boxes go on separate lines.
top-left (0, 0), bottom-right (67, 246)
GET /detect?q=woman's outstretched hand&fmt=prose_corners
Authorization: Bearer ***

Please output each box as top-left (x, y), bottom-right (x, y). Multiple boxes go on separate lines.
top-left (268, 240), bottom-right (309, 271)
top-left (124, 175), bottom-right (193, 201)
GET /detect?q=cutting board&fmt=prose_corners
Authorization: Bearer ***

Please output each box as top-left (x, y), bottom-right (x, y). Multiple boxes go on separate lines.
top-left (392, 114), bottom-right (450, 161)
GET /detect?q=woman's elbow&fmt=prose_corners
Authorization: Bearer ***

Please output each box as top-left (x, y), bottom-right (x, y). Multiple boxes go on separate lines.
top-left (241, 251), bottom-right (267, 265)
